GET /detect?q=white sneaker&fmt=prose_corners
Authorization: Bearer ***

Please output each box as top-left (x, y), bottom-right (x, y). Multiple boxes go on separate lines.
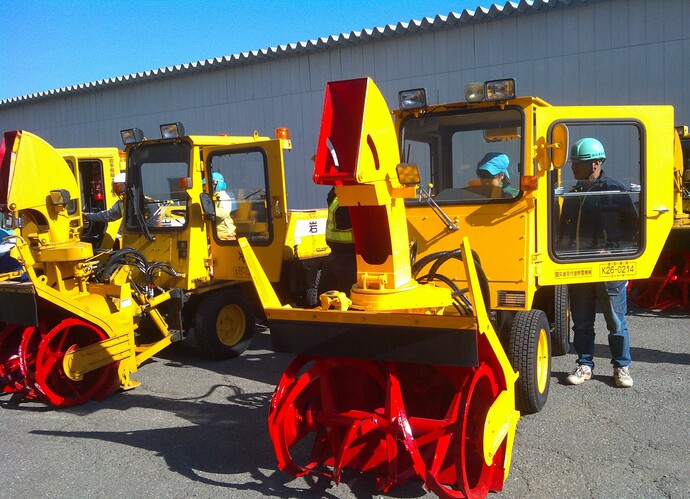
top-left (565, 365), bottom-right (592, 385)
top-left (614, 366), bottom-right (633, 388)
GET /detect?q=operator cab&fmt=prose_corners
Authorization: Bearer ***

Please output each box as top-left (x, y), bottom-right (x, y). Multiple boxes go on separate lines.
top-left (399, 79), bottom-right (524, 205)
top-left (117, 123), bottom-right (290, 287)
top-left (395, 78), bottom-right (670, 310)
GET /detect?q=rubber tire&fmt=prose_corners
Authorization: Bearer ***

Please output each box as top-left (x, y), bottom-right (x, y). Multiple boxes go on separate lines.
top-left (194, 289), bottom-right (256, 360)
top-left (508, 309), bottom-right (551, 414)
top-left (305, 267), bottom-right (322, 308)
top-left (551, 285), bottom-right (571, 356)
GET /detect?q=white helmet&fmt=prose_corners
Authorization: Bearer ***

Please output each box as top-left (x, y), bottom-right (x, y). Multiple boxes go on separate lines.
top-left (113, 172), bottom-right (126, 195)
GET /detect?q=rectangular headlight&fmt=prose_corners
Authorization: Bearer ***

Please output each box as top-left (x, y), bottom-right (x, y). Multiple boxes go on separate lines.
top-left (120, 128), bottom-right (144, 145)
top-left (160, 122), bottom-right (185, 139)
top-left (485, 78), bottom-right (516, 101)
top-left (398, 88), bottom-right (427, 111)
top-left (465, 82), bottom-right (485, 102)
top-left (396, 163), bottom-right (421, 186)
top-left (49, 189), bottom-right (70, 206)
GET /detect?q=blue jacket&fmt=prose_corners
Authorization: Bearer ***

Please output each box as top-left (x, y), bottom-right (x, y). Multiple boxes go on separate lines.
top-left (557, 171), bottom-right (639, 252)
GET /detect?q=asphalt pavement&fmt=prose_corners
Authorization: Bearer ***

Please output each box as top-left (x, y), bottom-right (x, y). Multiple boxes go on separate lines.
top-left (1, 309), bottom-right (688, 498)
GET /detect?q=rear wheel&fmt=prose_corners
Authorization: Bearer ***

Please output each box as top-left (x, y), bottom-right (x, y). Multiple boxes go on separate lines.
top-left (305, 267), bottom-right (322, 308)
top-left (551, 285), bottom-right (571, 356)
top-left (508, 309), bottom-right (551, 414)
top-left (194, 289), bottom-right (255, 360)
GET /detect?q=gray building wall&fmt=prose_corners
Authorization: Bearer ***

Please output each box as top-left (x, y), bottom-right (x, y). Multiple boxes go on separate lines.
top-left (1, 0), bottom-right (688, 209)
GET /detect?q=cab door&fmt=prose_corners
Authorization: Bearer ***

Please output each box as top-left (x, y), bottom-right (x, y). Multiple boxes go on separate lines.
top-left (201, 139), bottom-right (288, 282)
top-left (63, 155), bottom-right (112, 247)
top-left (535, 105), bottom-right (676, 286)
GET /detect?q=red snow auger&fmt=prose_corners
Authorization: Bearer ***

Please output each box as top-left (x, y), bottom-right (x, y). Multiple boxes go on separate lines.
top-left (240, 78), bottom-right (520, 497)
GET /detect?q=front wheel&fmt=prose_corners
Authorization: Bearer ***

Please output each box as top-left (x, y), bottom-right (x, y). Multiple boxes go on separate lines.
top-left (508, 309), bottom-right (551, 414)
top-left (194, 289), bottom-right (256, 360)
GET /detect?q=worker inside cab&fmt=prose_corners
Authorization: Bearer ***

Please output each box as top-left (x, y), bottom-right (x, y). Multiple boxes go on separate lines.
top-left (209, 171), bottom-right (237, 241)
top-left (474, 152), bottom-right (519, 198)
top-left (83, 172), bottom-right (127, 246)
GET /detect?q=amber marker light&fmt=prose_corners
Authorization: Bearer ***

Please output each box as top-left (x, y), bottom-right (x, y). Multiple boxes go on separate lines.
top-left (520, 175), bottom-right (538, 191)
top-left (276, 127), bottom-right (292, 150)
top-left (275, 127), bottom-right (290, 140)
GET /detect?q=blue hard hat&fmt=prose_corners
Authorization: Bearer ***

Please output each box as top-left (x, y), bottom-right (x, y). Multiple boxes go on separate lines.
top-left (477, 152), bottom-right (510, 179)
top-left (211, 172), bottom-right (226, 190)
top-left (204, 171), bottom-right (227, 191)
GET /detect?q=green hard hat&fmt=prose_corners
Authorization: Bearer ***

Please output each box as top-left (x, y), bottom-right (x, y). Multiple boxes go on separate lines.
top-left (569, 138), bottom-right (606, 161)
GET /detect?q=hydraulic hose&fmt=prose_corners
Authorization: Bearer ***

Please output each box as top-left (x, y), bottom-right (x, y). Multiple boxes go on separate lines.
top-left (413, 247), bottom-right (491, 319)
top-left (100, 247), bottom-right (149, 283)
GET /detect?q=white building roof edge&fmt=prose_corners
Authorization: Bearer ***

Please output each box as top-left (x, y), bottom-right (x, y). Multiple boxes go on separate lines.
top-left (0, 0), bottom-right (583, 107)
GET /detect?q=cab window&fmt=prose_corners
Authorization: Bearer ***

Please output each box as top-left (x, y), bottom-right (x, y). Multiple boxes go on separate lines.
top-left (72, 159), bottom-right (109, 241)
top-left (401, 109), bottom-right (523, 202)
top-left (549, 122), bottom-right (642, 261)
top-left (207, 148), bottom-right (271, 245)
top-left (74, 160), bottom-right (107, 216)
top-left (127, 142), bottom-right (190, 230)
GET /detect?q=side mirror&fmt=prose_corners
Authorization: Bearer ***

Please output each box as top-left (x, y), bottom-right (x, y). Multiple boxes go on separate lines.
top-left (199, 192), bottom-right (216, 221)
top-left (551, 123), bottom-right (569, 169)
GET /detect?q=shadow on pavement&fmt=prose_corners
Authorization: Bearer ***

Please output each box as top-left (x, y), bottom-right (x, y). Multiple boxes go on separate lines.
top-left (26, 390), bottom-right (315, 496)
top-left (24, 386), bottom-right (430, 498)
top-left (150, 328), bottom-right (291, 387)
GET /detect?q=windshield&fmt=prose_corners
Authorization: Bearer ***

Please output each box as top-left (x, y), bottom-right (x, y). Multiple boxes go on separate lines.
top-left (126, 141), bottom-right (191, 231)
top-left (401, 108), bottom-right (523, 202)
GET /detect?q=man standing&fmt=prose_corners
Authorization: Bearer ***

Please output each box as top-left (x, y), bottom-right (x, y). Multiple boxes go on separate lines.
top-left (559, 138), bottom-right (637, 388)
top-left (321, 187), bottom-right (356, 295)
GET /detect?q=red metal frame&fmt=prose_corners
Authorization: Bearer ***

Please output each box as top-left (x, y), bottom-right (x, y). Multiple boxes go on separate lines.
top-left (629, 250), bottom-right (690, 310)
top-left (268, 334), bottom-right (510, 497)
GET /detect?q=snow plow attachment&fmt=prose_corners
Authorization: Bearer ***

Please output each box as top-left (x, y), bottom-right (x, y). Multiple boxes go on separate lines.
top-left (239, 78), bottom-right (520, 497)
top-left (0, 130), bottom-right (180, 406)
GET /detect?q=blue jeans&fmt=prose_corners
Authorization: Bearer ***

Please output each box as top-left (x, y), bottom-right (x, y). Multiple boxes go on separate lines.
top-left (569, 281), bottom-right (631, 369)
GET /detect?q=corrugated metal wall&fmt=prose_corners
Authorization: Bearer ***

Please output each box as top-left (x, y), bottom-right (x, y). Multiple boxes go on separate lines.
top-left (1, 0), bottom-right (688, 209)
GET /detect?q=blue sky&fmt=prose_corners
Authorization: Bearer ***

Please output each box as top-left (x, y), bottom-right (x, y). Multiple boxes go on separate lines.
top-left (1, 0), bottom-right (499, 101)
